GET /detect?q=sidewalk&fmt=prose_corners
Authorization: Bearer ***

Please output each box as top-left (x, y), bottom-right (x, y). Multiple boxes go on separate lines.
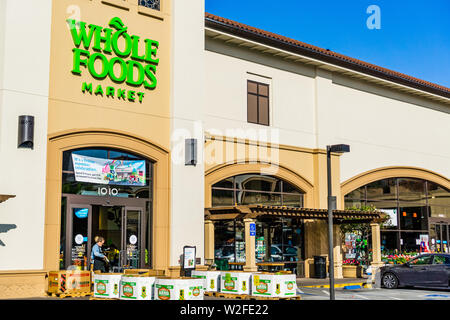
top-left (297, 275), bottom-right (372, 289)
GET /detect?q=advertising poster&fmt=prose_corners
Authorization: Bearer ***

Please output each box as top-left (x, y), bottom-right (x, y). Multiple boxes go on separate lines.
top-left (183, 246), bottom-right (196, 269)
top-left (379, 209), bottom-right (398, 227)
top-left (72, 154), bottom-right (146, 186)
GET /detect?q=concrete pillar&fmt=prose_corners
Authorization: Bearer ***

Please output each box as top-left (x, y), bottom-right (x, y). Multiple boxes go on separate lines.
top-left (204, 220), bottom-right (215, 263)
top-left (333, 225), bottom-right (343, 279)
top-left (370, 223), bottom-right (384, 282)
top-left (243, 218), bottom-right (257, 272)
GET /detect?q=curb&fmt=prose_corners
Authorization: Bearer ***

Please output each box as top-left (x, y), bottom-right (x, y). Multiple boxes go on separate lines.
top-left (299, 282), bottom-right (372, 289)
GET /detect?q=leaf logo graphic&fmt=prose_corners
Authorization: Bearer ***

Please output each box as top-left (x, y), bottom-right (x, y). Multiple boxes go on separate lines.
top-left (109, 17), bottom-right (127, 31)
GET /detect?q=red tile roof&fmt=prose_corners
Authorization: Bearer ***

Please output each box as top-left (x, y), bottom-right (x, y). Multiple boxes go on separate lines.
top-left (205, 13), bottom-right (450, 99)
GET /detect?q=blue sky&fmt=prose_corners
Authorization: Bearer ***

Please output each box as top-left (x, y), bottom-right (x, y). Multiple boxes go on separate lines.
top-left (205, 0), bottom-right (450, 88)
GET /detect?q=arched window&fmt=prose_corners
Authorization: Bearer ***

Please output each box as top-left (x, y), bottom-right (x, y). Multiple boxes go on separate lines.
top-left (212, 174), bottom-right (304, 207)
top-left (344, 177), bottom-right (450, 253)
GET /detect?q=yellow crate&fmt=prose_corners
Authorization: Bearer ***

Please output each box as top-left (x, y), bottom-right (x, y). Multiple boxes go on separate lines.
top-left (48, 270), bottom-right (91, 295)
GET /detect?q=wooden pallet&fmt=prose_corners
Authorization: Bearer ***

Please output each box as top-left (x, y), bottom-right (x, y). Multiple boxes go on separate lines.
top-left (47, 291), bottom-right (92, 299)
top-left (249, 295), bottom-right (301, 301)
top-left (89, 296), bottom-right (119, 300)
top-left (204, 291), bottom-right (215, 297)
top-left (214, 292), bottom-right (251, 300)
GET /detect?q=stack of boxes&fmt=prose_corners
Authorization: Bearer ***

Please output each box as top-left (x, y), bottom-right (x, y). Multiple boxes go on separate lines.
top-left (48, 268), bottom-right (298, 300)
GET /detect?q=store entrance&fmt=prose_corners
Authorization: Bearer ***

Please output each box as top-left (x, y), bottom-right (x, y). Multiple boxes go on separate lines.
top-left (63, 194), bottom-right (148, 271)
top-left (430, 222), bottom-right (449, 253)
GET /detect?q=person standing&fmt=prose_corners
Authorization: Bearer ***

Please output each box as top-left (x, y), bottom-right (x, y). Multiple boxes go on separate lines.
top-left (91, 236), bottom-right (109, 272)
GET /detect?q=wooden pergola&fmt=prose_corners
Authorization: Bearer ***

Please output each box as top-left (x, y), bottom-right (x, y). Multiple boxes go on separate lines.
top-left (204, 204), bottom-right (387, 277)
top-left (205, 204), bottom-right (385, 224)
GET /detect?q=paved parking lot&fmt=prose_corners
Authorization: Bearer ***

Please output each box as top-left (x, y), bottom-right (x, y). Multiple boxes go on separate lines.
top-left (296, 287), bottom-right (450, 300)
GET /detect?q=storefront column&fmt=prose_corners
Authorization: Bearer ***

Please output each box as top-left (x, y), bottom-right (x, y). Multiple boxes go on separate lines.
top-left (370, 223), bottom-right (384, 282)
top-left (333, 225), bottom-right (343, 279)
top-left (243, 218), bottom-right (258, 272)
top-left (204, 220), bottom-right (215, 263)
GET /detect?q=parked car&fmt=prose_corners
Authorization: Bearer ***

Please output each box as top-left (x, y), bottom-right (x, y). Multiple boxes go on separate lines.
top-left (270, 244), bottom-right (298, 262)
top-left (380, 253), bottom-right (450, 289)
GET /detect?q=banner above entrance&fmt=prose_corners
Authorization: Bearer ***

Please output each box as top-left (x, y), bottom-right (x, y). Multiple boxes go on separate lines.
top-left (72, 154), bottom-right (146, 186)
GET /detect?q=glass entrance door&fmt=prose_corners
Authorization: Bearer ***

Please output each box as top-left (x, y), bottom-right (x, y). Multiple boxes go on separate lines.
top-left (66, 204), bottom-right (91, 270)
top-left (123, 208), bottom-right (143, 269)
top-left (430, 223), bottom-right (449, 253)
top-left (63, 195), bottom-right (147, 270)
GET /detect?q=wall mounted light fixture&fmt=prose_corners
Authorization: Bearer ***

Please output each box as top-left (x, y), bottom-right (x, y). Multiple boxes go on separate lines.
top-left (18, 115), bottom-right (34, 149)
top-left (185, 138), bottom-right (197, 166)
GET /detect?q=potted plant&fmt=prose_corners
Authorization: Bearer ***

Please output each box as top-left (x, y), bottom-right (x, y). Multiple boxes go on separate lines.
top-left (342, 259), bottom-right (363, 278)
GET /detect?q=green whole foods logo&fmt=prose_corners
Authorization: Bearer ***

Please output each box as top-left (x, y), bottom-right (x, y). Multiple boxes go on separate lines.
top-left (122, 284), bottom-right (134, 297)
top-left (67, 16), bottom-right (159, 103)
top-left (224, 279), bottom-right (235, 291)
top-left (256, 283), bottom-right (268, 294)
top-left (158, 287), bottom-right (170, 300)
top-left (192, 288), bottom-right (200, 297)
top-left (96, 282), bottom-right (107, 295)
top-left (287, 282), bottom-right (294, 290)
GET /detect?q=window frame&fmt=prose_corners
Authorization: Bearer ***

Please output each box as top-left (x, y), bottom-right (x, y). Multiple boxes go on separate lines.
top-left (212, 174), bottom-right (304, 207)
top-left (247, 80), bottom-right (270, 126)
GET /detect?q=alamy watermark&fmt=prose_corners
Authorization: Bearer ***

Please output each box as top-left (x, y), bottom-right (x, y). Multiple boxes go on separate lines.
top-left (366, 5), bottom-right (381, 30)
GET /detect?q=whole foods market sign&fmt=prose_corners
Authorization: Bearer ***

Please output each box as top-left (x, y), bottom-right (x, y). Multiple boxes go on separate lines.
top-left (67, 17), bottom-right (159, 103)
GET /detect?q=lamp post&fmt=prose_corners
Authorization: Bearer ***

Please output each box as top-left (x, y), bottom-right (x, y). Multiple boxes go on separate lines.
top-left (327, 144), bottom-right (350, 300)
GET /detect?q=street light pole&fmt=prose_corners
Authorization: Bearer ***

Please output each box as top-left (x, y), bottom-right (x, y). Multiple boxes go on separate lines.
top-left (326, 144), bottom-right (350, 301)
top-left (326, 146), bottom-right (335, 300)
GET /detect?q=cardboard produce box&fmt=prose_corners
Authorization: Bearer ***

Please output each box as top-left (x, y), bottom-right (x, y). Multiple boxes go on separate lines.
top-left (251, 273), bottom-right (297, 298)
top-left (47, 270), bottom-right (91, 295)
top-left (191, 270), bottom-right (221, 292)
top-left (220, 271), bottom-right (253, 295)
top-left (119, 275), bottom-right (156, 300)
top-left (154, 277), bottom-right (204, 301)
top-left (278, 274), bottom-right (297, 297)
top-left (93, 273), bottom-right (123, 299)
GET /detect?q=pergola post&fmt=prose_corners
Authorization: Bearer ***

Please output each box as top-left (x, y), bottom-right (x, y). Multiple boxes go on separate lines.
top-left (333, 224), bottom-right (343, 279)
top-left (370, 222), bottom-right (384, 282)
top-left (243, 218), bottom-right (258, 272)
top-left (204, 220), bottom-right (215, 263)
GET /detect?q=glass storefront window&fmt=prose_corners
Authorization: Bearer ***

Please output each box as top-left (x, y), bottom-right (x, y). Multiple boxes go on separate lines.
top-left (400, 232), bottom-right (423, 252)
top-left (399, 205), bottom-right (428, 231)
top-left (239, 191), bottom-right (282, 206)
top-left (381, 231), bottom-right (398, 254)
top-left (366, 178), bottom-right (396, 202)
top-left (398, 178), bottom-right (426, 204)
top-left (62, 148), bottom-right (152, 199)
top-left (345, 198), bottom-right (365, 209)
top-left (345, 177), bottom-right (450, 253)
top-left (427, 182), bottom-right (450, 218)
top-left (212, 189), bottom-right (234, 206)
top-left (345, 186), bottom-right (365, 200)
top-left (282, 194), bottom-right (303, 208)
top-left (214, 221), bottom-right (239, 263)
top-left (212, 174), bottom-right (304, 208)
